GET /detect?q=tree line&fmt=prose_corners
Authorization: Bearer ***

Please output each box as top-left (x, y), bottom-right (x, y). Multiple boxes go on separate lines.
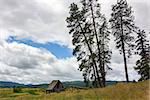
top-left (66, 0), bottom-right (150, 88)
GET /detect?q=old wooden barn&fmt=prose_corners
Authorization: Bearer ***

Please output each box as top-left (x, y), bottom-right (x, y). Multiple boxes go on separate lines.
top-left (46, 80), bottom-right (64, 93)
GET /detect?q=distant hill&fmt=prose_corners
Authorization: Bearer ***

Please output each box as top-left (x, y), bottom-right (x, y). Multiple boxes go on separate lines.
top-left (0, 81), bottom-right (26, 88)
top-left (0, 81), bottom-right (48, 88)
top-left (63, 81), bottom-right (118, 88)
top-left (0, 81), bottom-right (119, 88)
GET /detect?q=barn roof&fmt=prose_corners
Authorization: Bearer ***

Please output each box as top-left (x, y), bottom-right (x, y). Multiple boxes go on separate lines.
top-left (46, 80), bottom-right (60, 90)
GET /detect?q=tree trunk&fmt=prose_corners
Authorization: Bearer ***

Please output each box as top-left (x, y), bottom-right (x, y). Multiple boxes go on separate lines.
top-left (120, 16), bottom-right (129, 82)
top-left (78, 22), bottom-right (99, 87)
top-left (122, 41), bottom-right (129, 82)
top-left (90, 2), bottom-right (103, 87)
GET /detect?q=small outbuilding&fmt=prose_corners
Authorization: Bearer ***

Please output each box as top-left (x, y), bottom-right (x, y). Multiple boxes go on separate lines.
top-left (46, 80), bottom-right (64, 93)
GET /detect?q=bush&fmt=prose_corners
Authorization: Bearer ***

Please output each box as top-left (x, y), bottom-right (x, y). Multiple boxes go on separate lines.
top-left (13, 88), bottom-right (22, 93)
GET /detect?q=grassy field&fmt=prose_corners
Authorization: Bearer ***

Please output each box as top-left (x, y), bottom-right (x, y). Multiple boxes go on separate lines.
top-left (0, 80), bottom-right (149, 100)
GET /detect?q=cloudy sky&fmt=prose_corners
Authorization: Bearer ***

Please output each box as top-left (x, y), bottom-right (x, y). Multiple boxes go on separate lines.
top-left (0, 0), bottom-right (149, 84)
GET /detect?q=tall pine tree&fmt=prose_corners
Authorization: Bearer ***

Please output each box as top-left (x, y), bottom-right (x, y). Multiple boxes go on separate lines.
top-left (109, 0), bottom-right (136, 82)
top-left (134, 29), bottom-right (150, 81)
top-left (66, 3), bottom-right (99, 87)
top-left (100, 19), bottom-right (112, 86)
top-left (81, 0), bottom-right (111, 87)
top-left (67, 0), bottom-right (111, 87)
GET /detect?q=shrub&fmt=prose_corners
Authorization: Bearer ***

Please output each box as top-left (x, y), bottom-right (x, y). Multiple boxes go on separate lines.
top-left (13, 88), bottom-right (22, 93)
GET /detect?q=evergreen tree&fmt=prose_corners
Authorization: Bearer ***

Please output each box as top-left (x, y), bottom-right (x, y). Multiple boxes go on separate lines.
top-left (134, 29), bottom-right (150, 81)
top-left (109, 0), bottom-right (136, 82)
top-left (66, 0), bottom-right (111, 87)
top-left (100, 19), bottom-right (112, 86)
top-left (81, 0), bottom-right (111, 87)
top-left (66, 3), bottom-right (99, 87)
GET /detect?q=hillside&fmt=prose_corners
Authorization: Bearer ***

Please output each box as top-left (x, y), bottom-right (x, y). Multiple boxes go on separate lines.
top-left (0, 81), bottom-right (118, 88)
top-left (0, 80), bottom-right (149, 100)
top-left (0, 81), bottom-right (26, 88)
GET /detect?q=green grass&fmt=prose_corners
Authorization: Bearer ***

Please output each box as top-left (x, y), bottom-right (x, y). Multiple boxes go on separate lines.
top-left (0, 80), bottom-right (149, 100)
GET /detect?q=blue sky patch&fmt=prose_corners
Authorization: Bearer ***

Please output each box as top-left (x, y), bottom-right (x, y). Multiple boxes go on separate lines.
top-left (6, 36), bottom-right (73, 59)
